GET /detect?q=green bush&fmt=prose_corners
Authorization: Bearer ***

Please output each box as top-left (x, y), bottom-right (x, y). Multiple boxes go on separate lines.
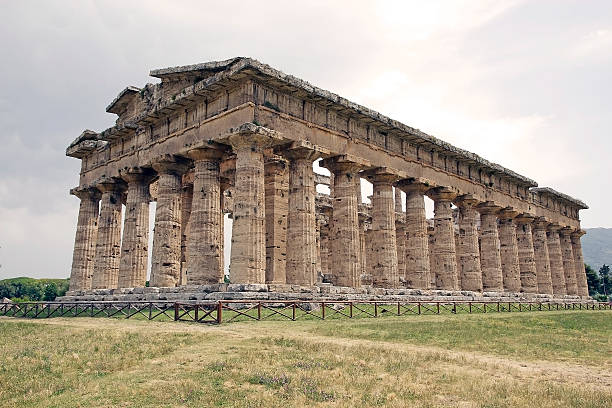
top-left (0, 277), bottom-right (69, 302)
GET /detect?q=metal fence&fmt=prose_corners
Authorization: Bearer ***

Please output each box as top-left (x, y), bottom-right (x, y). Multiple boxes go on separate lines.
top-left (1, 300), bottom-right (610, 325)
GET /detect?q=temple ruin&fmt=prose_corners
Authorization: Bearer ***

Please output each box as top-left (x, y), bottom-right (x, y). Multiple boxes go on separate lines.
top-left (61, 57), bottom-right (590, 303)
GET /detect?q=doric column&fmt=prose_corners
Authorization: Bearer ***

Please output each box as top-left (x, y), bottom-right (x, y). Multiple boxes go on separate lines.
top-left (398, 181), bottom-right (430, 289)
top-left (546, 224), bottom-right (566, 295)
top-left (365, 169), bottom-right (399, 288)
top-left (515, 214), bottom-right (538, 293)
top-left (428, 187), bottom-right (458, 290)
top-left (226, 126), bottom-right (284, 284)
top-left (264, 157), bottom-right (288, 284)
top-left (92, 177), bottom-right (126, 289)
top-left (284, 145), bottom-right (325, 286)
top-left (395, 215), bottom-right (406, 286)
top-left (497, 208), bottom-right (521, 292)
top-left (532, 217), bottom-right (553, 294)
top-left (320, 155), bottom-right (364, 287)
top-left (571, 230), bottom-right (588, 297)
top-left (559, 227), bottom-right (578, 295)
top-left (69, 186), bottom-right (101, 291)
top-left (117, 168), bottom-right (153, 288)
top-left (394, 187), bottom-right (403, 213)
top-left (319, 206), bottom-right (333, 283)
top-left (358, 210), bottom-right (369, 285)
top-left (184, 148), bottom-right (225, 285)
top-left (355, 175), bottom-right (362, 204)
top-left (454, 195), bottom-right (482, 292)
top-left (179, 181), bottom-right (193, 286)
top-left (150, 156), bottom-right (189, 287)
top-left (477, 202), bottom-right (503, 291)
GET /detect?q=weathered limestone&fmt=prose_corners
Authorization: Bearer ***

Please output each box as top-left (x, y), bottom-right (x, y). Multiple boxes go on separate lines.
top-left (515, 214), bottom-right (538, 293)
top-left (118, 168), bottom-right (153, 288)
top-left (320, 156), bottom-right (364, 287)
top-left (394, 187), bottom-right (403, 213)
top-left (497, 208), bottom-right (521, 292)
top-left (395, 216), bottom-right (406, 285)
top-left (226, 126), bottom-right (284, 284)
top-left (264, 157), bottom-right (288, 284)
top-left (365, 169), bottom-right (399, 288)
top-left (428, 187), bottom-right (458, 290)
top-left (454, 195), bottom-right (482, 292)
top-left (92, 178), bottom-right (126, 289)
top-left (69, 187), bottom-right (101, 291)
top-left (547, 225), bottom-right (567, 295)
top-left (559, 227), bottom-right (578, 295)
top-left (179, 181), bottom-right (193, 286)
top-left (532, 218), bottom-right (553, 294)
top-left (284, 144), bottom-right (325, 286)
top-left (319, 205), bottom-right (333, 283)
top-left (185, 148), bottom-right (225, 285)
top-left (358, 210), bottom-right (369, 284)
top-left (150, 156), bottom-right (189, 287)
top-left (571, 230), bottom-right (588, 297)
top-left (398, 181), bottom-right (430, 289)
top-left (477, 202), bottom-right (504, 291)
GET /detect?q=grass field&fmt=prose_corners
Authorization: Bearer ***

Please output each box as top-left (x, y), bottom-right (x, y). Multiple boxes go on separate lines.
top-left (0, 311), bottom-right (611, 407)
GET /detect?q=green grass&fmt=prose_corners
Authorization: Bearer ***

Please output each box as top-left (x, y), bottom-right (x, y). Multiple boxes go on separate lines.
top-left (0, 310), bottom-right (611, 407)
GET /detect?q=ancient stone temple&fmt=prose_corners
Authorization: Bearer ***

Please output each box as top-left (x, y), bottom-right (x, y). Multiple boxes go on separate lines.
top-left (63, 57), bottom-right (590, 302)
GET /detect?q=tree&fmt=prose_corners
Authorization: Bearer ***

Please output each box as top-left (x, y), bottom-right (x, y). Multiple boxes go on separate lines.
top-left (585, 264), bottom-right (601, 296)
top-left (599, 265), bottom-right (611, 298)
top-left (43, 282), bottom-right (58, 301)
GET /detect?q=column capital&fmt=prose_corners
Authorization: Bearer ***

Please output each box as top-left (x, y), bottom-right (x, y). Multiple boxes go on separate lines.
top-left (497, 206), bottom-right (519, 220)
top-left (95, 176), bottom-right (127, 194)
top-left (219, 123), bottom-right (286, 152)
top-left (118, 166), bottom-right (156, 184)
top-left (152, 154), bottom-right (191, 175)
top-left (559, 226), bottom-right (574, 236)
top-left (515, 213), bottom-right (536, 225)
top-left (186, 146), bottom-right (227, 162)
top-left (427, 186), bottom-right (457, 201)
top-left (279, 140), bottom-right (330, 162)
top-left (395, 178), bottom-right (432, 194)
top-left (476, 201), bottom-right (502, 215)
top-left (70, 185), bottom-right (101, 201)
top-left (454, 194), bottom-right (479, 208)
top-left (532, 216), bottom-right (551, 231)
top-left (363, 167), bottom-right (401, 184)
top-left (319, 154), bottom-right (370, 174)
top-left (547, 223), bottom-right (562, 232)
top-left (571, 229), bottom-right (586, 238)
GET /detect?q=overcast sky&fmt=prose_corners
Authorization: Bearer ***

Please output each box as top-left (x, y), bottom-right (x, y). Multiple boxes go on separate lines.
top-left (1, 0), bottom-right (610, 280)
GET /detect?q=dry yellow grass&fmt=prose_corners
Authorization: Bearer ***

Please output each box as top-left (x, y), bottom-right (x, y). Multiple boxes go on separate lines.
top-left (0, 310), bottom-right (611, 407)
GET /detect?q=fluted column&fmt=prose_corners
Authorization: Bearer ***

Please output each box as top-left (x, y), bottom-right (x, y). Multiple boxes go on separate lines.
top-left (185, 148), bottom-right (225, 285)
top-left (398, 181), bottom-right (430, 289)
top-left (264, 158), bottom-right (288, 284)
top-left (497, 208), bottom-right (521, 292)
top-left (118, 168), bottom-right (152, 288)
top-left (559, 227), bottom-right (578, 295)
top-left (358, 211), bottom-right (369, 285)
top-left (547, 225), bottom-right (566, 295)
top-left (532, 218), bottom-right (553, 294)
top-left (150, 156), bottom-right (189, 287)
top-left (366, 170), bottom-right (399, 288)
top-left (320, 156), bottom-right (362, 287)
top-left (571, 230), bottom-right (588, 297)
top-left (69, 186), bottom-right (101, 291)
top-left (284, 147), bottom-right (322, 286)
top-left (428, 187), bottom-right (458, 290)
top-left (454, 195), bottom-right (482, 292)
top-left (320, 206), bottom-right (333, 283)
top-left (515, 214), bottom-right (538, 293)
top-left (477, 202), bottom-right (503, 291)
top-left (394, 187), bottom-right (403, 213)
top-left (179, 182), bottom-right (193, 286)
top-left (395, 216), bottom-right (406, 286)
top-left (226, 127), bottom-right (283, 284)
top-left (92, 178), bottom-right (126, 289)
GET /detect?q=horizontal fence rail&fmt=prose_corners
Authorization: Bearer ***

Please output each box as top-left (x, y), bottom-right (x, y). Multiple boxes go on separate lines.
top-left (0, 300), bottom-right (610, 325)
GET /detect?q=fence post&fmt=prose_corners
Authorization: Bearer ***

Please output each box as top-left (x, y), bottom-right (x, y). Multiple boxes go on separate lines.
top-left (292, 303), bottom-right (296, 321)
top-left (418, 302), bottom-right (421, 315)
top-left (257, 302), bottom-right (262, 320)
top-left (174, 303), bottom-right (179, 321)
top-left (469, 302), bottom-right (472, 314)
top-left (322, 302), bottom-right (325, 320)
top-left (437, 302), bottom-right (440, 314)
top-left (397, 302), bottom-right (400, 316)
top-left (349, 302), bottom-right (353, 318)
top-left (375, 302), bottom-right (378, 317)
top-left (195, 304), bottom-right (199, 322)
top-left (217, 302), bottom-right (223, 324)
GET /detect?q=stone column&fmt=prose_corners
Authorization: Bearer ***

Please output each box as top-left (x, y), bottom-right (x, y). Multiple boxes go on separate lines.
top-left (515, 214), bottom-right (538, 293)
top-left (559, 227), bottom-right (578, 295)
top-left (395, 215), bottom-right (406, 286)
top-left (398, 181), bottom-right (430, 289)
top-left (454, 195), bottom-right (482, 292)
top-left (319, 206), bottom-right (333, 283)
top-left (428, 187), bottom-right (458, 290)
top-left (532, 218), bottom-right (553, 294)
top-left (358, 211), bottom-right (369, 285)
top-left (547, 224), bottom-right (566, 295)
top-left (150, 156), bottom-right (189, 287)
top-left (226, 126), bottom-right (283, 284)
top-left (477, 202), bottom-right (503, 291)
top-left (117, 168), bottom-right (152, 288)
top-left (355, 175), bottom-right (362, 204)
top-left (92, 177), bottom-right (126, 289)
top-left (69, 186), bottom-right (101, 291)
top-left (185, 148), bottom-right (225, 285)
top-left (497, 208), bottom-right (521, 292)
top-left (366, 170), bottom-right (399, 288)
top-left (179, 182), bottom-right (193, 286)
top-left (394, 187), bottom-right (403, 213)
top-left (320, 156), bottom-right (363, 287)
top-left (264, 158), bottom-right (288, 284)
top-left (571, 230), bottom-right (589, 297)
top-left (284, 147), bottom-right (322, 286)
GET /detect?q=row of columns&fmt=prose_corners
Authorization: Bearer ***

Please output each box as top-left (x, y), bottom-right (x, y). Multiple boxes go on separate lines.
top-left (70, 133), bottom-right (588, 297)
